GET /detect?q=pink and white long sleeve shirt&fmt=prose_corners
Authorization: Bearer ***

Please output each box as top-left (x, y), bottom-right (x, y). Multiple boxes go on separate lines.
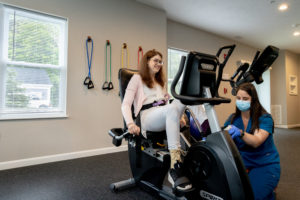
top-left (121, 74), bottom-right (169, 125)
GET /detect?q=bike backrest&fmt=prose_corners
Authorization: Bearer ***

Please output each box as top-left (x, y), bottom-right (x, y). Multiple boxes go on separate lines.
top-left (118, 68), bottom-right (138, 101)
top-left (118, 68), bottom-right (138, 128)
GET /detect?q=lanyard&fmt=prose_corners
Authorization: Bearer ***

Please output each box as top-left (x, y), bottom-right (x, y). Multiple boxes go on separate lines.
top-left (102, 40), bottom-right (113, 90)
top-left (138, 46), bottom-right (143, 68)
top-left (121, 43), bottom-right (130, 68)
top-left (83, 36), bottom-right (94, 89)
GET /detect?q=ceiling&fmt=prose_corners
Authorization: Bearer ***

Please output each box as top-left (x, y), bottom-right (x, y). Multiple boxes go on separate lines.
top-left (137, 0), bottom-right (300, 54)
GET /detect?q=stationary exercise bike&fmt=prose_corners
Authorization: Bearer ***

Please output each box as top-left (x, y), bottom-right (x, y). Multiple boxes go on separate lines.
top-left (109, 45), bottom-right (279, 200)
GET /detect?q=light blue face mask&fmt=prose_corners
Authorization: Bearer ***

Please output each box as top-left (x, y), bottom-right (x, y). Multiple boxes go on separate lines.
top-left (236, 100), bottom-right (251, 111)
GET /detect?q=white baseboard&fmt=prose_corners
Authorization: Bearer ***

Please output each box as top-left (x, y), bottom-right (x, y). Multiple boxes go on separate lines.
top-left (275, 124), bottom-right (300, 128)
top-left (287, 124), bottom-right (300, 128)
top-left (275, 125), bottom-right (289, 128)
top-left (0, 145), bottom-right (127, 171)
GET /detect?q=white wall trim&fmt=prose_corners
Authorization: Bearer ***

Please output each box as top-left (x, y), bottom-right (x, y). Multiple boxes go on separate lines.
top-left (275, 125), bottom-right (289, 128)
top-left (286, 124), bottom-right (300, 128)
top-left (275, 124), bottom-right (300, 128)
top-left (0, 145), bottom-right (128, 171)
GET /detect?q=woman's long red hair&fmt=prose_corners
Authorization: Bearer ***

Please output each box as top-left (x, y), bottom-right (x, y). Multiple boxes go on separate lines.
top-left (139, 49), bottom-right (165, 88)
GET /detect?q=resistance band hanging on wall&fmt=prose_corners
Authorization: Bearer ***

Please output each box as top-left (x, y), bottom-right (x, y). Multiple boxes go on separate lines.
top-left (137, 46), bottom-right (143, 69)
top-left (121, 43), bottom-right (130, 68)
top-left (83, 36), bottom-right (94, 89)
top-left (102, 40), bottom-right (113, 90)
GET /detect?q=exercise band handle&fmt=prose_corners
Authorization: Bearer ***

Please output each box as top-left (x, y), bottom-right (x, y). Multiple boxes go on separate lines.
top-left (84, 76), bottom-right (94, 89)
top-left (87, 80), bottom-right (94, 89)
top-left (108, 82), bottom-right (114, 90)
top-left (102, 81), bottom-right (109, 89)
top-left (103, 82), bottom-right (113, 90)
top-left (170, 56), bottom-right (231, 105)
top-left (103, 40), bottom-right (113, 90)
top-left (84, 77), bottom-right (91, 85)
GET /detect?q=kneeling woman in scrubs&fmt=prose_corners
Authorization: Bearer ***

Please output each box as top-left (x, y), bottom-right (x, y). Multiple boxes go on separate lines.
top-left (224, 83), bottom-right (280, 200)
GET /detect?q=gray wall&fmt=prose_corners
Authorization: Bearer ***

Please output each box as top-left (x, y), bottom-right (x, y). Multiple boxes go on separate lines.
top-left (0, 0), bottom-right (167, 162)
top-left (285, 51), bottom-right (300, 126)
top-left (271, 50), bottom-right (300, 127)
top-left (271, 50), bottom-right (287, 125)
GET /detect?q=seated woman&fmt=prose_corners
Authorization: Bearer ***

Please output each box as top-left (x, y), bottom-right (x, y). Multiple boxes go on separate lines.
top-left (121, 49), bottom-right (192, 192)
top-left (224, 83), bottom-right (280, 200)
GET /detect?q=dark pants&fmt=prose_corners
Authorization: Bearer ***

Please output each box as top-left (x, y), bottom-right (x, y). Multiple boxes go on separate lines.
top-left (248, 164), bottom-right (280, 200)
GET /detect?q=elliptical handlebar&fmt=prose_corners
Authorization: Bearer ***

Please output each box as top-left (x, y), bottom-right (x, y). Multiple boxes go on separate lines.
top-left (229, 45), bottom-right (279, 95)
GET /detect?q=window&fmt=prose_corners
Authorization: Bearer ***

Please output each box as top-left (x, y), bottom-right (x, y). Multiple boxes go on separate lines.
top-left (0, 4), bottom-right (68, 120)
top-left (167, 48), bottom-right (188, 95)
top-left (254, 70), bottom-right (271, 113)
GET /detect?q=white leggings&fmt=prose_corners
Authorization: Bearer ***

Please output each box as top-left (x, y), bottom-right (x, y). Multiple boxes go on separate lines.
top-left (140, 99), bottom-right (186, 150)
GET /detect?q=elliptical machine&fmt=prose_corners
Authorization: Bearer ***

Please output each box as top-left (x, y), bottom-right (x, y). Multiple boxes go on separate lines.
top-left (109, 45), bottom-right (279, 200)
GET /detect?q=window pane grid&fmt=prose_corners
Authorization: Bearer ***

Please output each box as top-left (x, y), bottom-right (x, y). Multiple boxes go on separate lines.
top-left (3, 65), bottom-right (61, 112)
top-left (0, 4), bottom-right (67, 119)
top-left (6, 60), bottom-right (63, 69)
top-left (8, 10), bottom-right (60, 65)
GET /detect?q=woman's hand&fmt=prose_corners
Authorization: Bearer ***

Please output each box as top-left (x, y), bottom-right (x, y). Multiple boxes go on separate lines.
top-left (127, 123), bottom-right (140, 135)
top-left (227, 125), bottom-right (242, 139)
top-left (180, 116), bottom-right (186, 128)
top-left (164, 93), bottom-right (171, 103)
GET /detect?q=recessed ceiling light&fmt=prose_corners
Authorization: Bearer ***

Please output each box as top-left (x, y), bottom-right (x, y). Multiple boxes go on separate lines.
top-left (293, 32), bottom-right (300, 36)
top-left (278, 3), bottom-right (288, 11)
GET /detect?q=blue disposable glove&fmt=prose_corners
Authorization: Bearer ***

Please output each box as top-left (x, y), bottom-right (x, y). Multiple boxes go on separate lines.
top-left (227, 125), bottom-right (242, 139)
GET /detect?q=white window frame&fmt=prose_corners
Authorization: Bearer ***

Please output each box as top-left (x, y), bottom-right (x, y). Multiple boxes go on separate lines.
top-left (0, 4), bottom-right (68, 120)
top-left (167, 47), bottom-right (189, 95)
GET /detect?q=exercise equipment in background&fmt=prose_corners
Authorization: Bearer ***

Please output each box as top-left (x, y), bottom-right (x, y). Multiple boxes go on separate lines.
top-left (83, 36), bottom-right (94, 89)
top-left (222, 45), bottom-right (279, 96)
top-left (137, 46), bottom-right (143, 68)
top-left (121, 43), bottom-right (130, 68)
top-left (102, 40), bottom-right (113, 90)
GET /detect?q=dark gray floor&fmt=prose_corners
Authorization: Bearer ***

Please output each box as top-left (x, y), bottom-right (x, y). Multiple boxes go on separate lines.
top-left (272, 128), bottom-right (300, 200)
top-left (0, 128), bottom-right (299, 200)
top-left (0, 151), bottom-right (154, 200)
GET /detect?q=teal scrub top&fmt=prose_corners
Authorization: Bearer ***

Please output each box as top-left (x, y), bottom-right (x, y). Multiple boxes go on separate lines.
top-left (224, 113), bottom-right (280, 169)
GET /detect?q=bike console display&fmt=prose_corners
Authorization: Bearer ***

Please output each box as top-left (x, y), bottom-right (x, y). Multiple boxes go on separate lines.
top-left (181, 52), bottom-right (218, 98)
top-left (171, 50), bottom-right (231, 105)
